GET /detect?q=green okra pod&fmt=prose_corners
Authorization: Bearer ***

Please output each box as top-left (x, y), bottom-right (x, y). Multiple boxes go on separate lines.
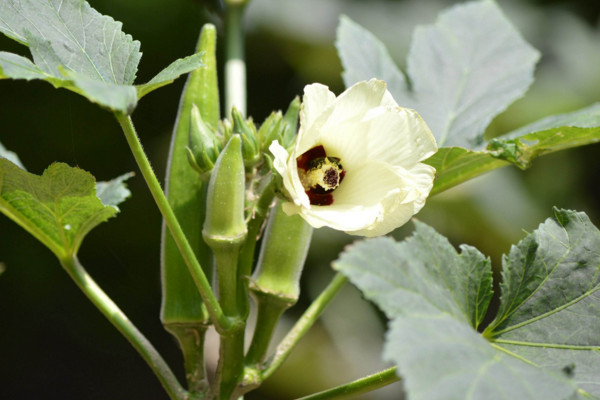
top-left (203, 134), bottom-right (248, 399)
top-left (203, 134), bottom-right (248, 253)
top-left (245, 201), bottom-right (313, 367)
top-left (160, 23), bottom-right (219, 394)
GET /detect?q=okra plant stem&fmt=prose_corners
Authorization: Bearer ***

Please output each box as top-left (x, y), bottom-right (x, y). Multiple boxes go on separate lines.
top-left (60, 256), bottom-right (187, 400)
top-left (114, 112), bottom-right (230, 332)
top-left (262, 272), bottom-right (348, 379)
top-left (296, 367), bottom-right (400, 400)
top-left (224, 1), bottom-right (247, 115)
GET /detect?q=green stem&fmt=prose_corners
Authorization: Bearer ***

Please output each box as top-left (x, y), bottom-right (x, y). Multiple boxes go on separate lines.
top-left (224, 2), bottom-right (247, 115)
top-left (244, 293), bottom-right (287, 367)
top-left (114, 112), bottom-right (230, 332)
top-left (236, 215), bottom-right (263, 318)
top-left (216, 250), bottom-right (241, 317)
top-left (164, 323), bottom-right (209, 394)
top-left (60, 256), bottom-right (187, 400)
top-left (215, 326), bottom-right (246, 400)
top-left (295, 367), bottom-right (400, 400)
top-left (237, 176), bottom-right (276, 318)
top-left (262, 273), bottom-right (348, 380)
top-left (213, 248), bottom-right (245, 399)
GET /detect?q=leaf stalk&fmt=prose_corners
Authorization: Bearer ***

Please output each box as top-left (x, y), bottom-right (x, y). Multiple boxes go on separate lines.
top-left (60, 256), bottom-right (187, 400)
top-left (114, 112), bottom-right (230, 333)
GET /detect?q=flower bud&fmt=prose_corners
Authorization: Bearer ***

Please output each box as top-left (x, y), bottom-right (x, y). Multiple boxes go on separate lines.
top-left (281, 96), bottom-right (300, 149)
top-left (187, 104), bottom-right (221, 177)
top-left (203, 134), bottom-right (247, 249)
top-left (257, 111), bottom-right (283, 152)
top-left (232, 108), bottom-right (260, 167)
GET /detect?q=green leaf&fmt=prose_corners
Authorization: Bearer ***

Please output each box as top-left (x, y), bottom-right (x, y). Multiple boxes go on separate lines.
top-left (0, 51), bottom-right (52, 81)
top-left (0, 159), bottom-right (118, 258)
top-left (425, 147), bottom-right (509, 195)
top-left (426, 103), bottom-right (600, 195)
top-left (137, 52), bottom-right (205, 99)
top-left (96, 172), bottom-right (134, 209)
top-left (336, 16), bottom-right (407, 101)
top-left (0, 0), bottom-right (141, 84)
top-left (485, 209), bottom-right (600, 397)
top-left (337, 0), bottom-right (540, 148)
top-left (502, 103), bottom-right (600, 140)
top-left (0, 0), bottom-right (142, 112)
top-left (66, 70), bottom-right (139, 114)
top-left (333, 219), bottom-right (583, 400)
top-left (488, 126), bottom-right (600, 169)
top-left (0, 0), bottom-right (205, 113)
top-left (0, 141), bottom-right (26, 170)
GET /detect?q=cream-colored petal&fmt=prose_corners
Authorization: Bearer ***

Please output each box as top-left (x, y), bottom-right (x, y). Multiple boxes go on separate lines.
top-left (396, 163), bottom-right (437, 199)
top-left (323, 79), bottom-right (388, 129)
top-left (319, 118), bottom-right (370, 171)
top-left (298, 203), bottom-right (380, 231)
top-left (345, 164), bottom-right (435, 236)
top-left (290, 161), bottom-right (405, 232)
top-left (276, 79), bottom-right (437, 237)
top-left (347, 191), bottom-right (419, 237)
top-left (286, 148), bottom-right (312, 208)
top-left (269, 141), bottom-right (310, 208)
top-left (299, 84), bottom-right (336, 141)
top-left (380, 88), bottom-right (401, 107)
top-left (363, 106), bottom-right (437, 167)
top-left (333, 160), bottom-right (406, 207)
top-left (270, 140), bottom-right (290, 178)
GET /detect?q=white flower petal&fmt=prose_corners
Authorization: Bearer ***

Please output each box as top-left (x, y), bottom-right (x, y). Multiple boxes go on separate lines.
top-left (347, 163), bottom-right (436, 236)
top-left (286, 150), bottom-right (311, 208)
top-left (293, 161), bottom-right (406, 232)
top-left (364, 106), bottom-right (438, 166)
top-left (297, 203), bottom-right (380, 232)
top-left (274, 79), bottom-right (438, 237)
top-left (319, 118), bottom-right (369, 171)
top-left (333, 160), bottom-right (405, 206)
top-left (323, 79), bottom-right (388, 129)
top-left (269, 140), bottom-right (310, 208)
top-left (347, 193), bottom-right (418, 237)
top-left (381, 88), bottom-right (401, 108)
top-left (301, 84), bottom-right (336, 130)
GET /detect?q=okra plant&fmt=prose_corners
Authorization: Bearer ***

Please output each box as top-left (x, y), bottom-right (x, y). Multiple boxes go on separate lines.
top-left (0, 0), bottom-right (599, 399)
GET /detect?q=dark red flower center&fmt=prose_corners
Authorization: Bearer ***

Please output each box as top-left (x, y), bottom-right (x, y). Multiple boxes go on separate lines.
top-left (296, 145), bottom-right (346, 206)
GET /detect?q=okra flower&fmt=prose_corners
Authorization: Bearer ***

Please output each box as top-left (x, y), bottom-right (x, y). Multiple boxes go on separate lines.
top-left (269, 79), bottom-right (437, 237)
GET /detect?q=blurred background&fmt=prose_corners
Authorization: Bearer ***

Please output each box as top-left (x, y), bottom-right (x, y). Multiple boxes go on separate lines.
top-left (0, 0), bottom-right (599, 398)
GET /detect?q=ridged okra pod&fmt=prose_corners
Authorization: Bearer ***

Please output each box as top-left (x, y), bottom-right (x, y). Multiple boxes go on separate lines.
top-left (160, 23), bottom-right (219, 394)
top-left (203, 134), bottom-right (247, 399)
top-left (245, 201), bottom-right (313, 368)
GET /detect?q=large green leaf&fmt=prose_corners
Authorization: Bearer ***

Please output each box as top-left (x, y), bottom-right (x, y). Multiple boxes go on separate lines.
top-left (332, 210), bottom-right (600, 399)
top-left (0, 51), bottom-right (55, 81)
top-left (488, 126), bottom-right (600, 169)
top-left (0, 159), bottom-right (121, 258)
top-left (426, 110), bottom-right (600, 195)
top-left (0, 0), bottom-right (203, 113)
top-left (425, 147), bottom-right (509, 195)
top-left (502, 103), bottom-right (600, 140)
top-left (336, 0), bottom-right (540, 148)
top-left (0, 0), bottom-right (141, 83)
top-left (335, 16), bottom-right (407, 103)
top-left (484, 209), bottom-right (600, 397)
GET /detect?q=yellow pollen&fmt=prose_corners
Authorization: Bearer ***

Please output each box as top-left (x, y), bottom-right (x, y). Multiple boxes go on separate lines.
top-left (299, 157), bottom-right (343, 191)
